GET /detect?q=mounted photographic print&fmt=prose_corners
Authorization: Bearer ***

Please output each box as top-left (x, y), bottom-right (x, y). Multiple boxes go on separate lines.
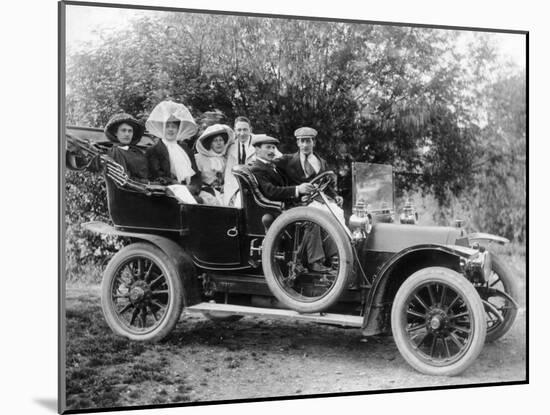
top-left (59, 0), bottom-right (527, 413)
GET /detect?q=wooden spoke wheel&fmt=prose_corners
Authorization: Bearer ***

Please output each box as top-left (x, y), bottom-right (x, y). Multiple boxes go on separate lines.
top-left (101, 243), bottom-right (183, 341)
top-left (262, 207), bottom-right (352, 313)
top-left (391, 267), bottom-right (486, 376)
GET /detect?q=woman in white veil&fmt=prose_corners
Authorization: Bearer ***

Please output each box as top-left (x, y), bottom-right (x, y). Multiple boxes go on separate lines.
top-left (145, 100), bottom-right (203, 201)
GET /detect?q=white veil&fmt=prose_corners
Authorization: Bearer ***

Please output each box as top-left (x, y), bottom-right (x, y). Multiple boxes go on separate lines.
top-left (146, 100), bottom-right (198, 184)
top-left (145, 100), bottom-right (197, 141)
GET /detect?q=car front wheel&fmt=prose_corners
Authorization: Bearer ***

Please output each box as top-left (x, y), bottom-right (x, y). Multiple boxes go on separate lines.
top-left (391, 267), bottom-right (486, 376)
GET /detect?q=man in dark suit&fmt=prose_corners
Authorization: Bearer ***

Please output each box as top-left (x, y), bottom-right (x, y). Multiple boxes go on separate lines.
top-left (250, 135), bottom-right (333, 272)
top-left (249, 134), bottom-right (314, 201)
top-left (276, 127), bottom-right (343, 267)
top-left (276, 126), bottom-right (343, 205)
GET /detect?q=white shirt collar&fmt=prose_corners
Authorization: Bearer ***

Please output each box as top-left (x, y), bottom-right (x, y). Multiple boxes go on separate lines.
top-left (237, 136), bottom-right (252, 147)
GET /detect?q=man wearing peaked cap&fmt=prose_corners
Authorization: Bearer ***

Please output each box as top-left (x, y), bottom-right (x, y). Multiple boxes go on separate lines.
top-left (275, 126), bottom-right (342, 206)
top-left (273, 126), bottom-right (345, 272)
top-left (294, 126), bottom-right (317, 139)
top-left (249, 135), bottom-right (314, 201)
top-left (223, 117), bottom-right (282, 206)
top-left (250, 134), bottom-right (280, 146)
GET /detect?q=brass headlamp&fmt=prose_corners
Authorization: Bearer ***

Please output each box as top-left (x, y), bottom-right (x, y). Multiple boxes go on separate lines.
top-left (349, 199), bottom-right (371, 241)
top-left (462, 244), bottom-right (492, 283)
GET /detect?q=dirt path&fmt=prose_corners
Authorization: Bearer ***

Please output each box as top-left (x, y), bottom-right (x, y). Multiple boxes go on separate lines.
top-left (63, 285), bottom-right (526, 410)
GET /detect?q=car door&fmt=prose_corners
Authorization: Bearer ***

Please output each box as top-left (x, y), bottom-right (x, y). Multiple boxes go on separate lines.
top-left (185, 204), bottom-right (243, 267)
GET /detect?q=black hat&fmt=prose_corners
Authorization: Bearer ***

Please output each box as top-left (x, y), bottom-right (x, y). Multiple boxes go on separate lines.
top-left (104, 113), bottom-right (145, 145)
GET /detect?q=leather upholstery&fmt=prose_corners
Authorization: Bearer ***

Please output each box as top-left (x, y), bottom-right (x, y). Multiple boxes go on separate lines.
top-left (232, 165), bottom-right (283, 210)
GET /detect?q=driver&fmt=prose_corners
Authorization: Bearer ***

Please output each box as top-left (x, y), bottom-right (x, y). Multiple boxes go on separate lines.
top-left (275, 126), bottom-right (347, 246)
top-left (276, 127), bottom-right (343, 206)
top-left (250, 135), bottom-right (334, 272)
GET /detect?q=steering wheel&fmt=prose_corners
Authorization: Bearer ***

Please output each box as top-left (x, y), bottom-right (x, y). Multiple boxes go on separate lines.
top-left (301, 171), bottom-right (336, 204)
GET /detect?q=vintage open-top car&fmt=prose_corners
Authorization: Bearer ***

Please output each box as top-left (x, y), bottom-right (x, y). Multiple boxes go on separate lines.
top-left (66, 126), bottom-right (519, 376)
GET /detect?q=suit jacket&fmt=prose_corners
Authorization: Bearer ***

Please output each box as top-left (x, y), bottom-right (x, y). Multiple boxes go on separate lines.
top-left (249, 159), bottom-right (297, 202)
top-left (146, 140), bottom-right (202, 195)
top-left (275, 152), bottom-right (337, 198)
top-left (224, 136), bottom-right (283, 205)
top-left (223, 138), bottom-right (256, 205)
top-left (226, 136), bottom-right (256, 166)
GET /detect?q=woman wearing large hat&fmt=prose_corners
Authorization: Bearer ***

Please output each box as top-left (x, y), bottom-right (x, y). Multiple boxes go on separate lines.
top-left (145, 100), bottom-right (202, 199)
top-left (194, 124), bottom-right (235, 205)
top-left (103, 113), bottom-right (148, 180)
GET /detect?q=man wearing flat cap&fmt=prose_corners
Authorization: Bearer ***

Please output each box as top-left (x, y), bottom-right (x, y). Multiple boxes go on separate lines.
top-left (276, 127), bottom-right (343, 206)
top-left (223, 116), bottom-right (283, 206)
top-left (275, 127), bottom-right (345, 271)
top-left (249, 135), bottom-right (314, 201)
top-left (250, 135), bottom-right (333, 272)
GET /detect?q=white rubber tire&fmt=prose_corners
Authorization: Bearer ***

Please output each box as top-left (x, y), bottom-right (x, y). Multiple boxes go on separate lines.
top-left (391, 267), bottom-right (486, 376)
top-left (101, 242), bottom-right (183, 342)
top-left (262, 207), bottom-right (353, 313)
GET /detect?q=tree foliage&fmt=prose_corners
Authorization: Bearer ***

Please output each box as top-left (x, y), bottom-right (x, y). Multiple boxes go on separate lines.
top-left (65, 12), bottom-right (526, 265)
top-left (65, 170), bottom-right (124, 279)
top-left (470, 71), bottom-right (526, 241)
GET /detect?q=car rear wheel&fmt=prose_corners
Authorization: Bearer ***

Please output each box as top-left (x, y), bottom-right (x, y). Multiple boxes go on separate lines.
top-left (101, 242), bottom-right (183, 341)
top-left (262, 207), bottom-right (353, 313)
top-left (391, 267), bottom-right (486, 376)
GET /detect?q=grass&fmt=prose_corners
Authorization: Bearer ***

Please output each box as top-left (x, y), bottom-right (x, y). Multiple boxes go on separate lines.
top-left (64, 294), bottom-right (184, 411)
top-left (66, 261), bottom-right (104, 284)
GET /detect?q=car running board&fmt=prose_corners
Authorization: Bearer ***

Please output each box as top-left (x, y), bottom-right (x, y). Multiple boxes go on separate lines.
top-left (186, 302), bottom-right (364, 327)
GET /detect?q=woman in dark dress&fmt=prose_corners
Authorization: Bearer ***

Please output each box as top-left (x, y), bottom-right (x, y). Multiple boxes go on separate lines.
top-left (104, 113), bottom-right (148, 181)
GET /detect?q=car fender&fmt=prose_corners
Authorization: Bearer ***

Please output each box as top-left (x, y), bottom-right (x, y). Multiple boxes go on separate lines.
top-left (83, 221), bottom-right (201, 307)
top-left (468, 232), bottom-right (509, 245)
top-left (361, 244), bottom-right (475, 336)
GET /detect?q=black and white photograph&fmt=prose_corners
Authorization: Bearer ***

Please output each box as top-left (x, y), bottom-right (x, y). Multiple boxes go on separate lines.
top-left (58, 0), bottom-right (527, 413)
